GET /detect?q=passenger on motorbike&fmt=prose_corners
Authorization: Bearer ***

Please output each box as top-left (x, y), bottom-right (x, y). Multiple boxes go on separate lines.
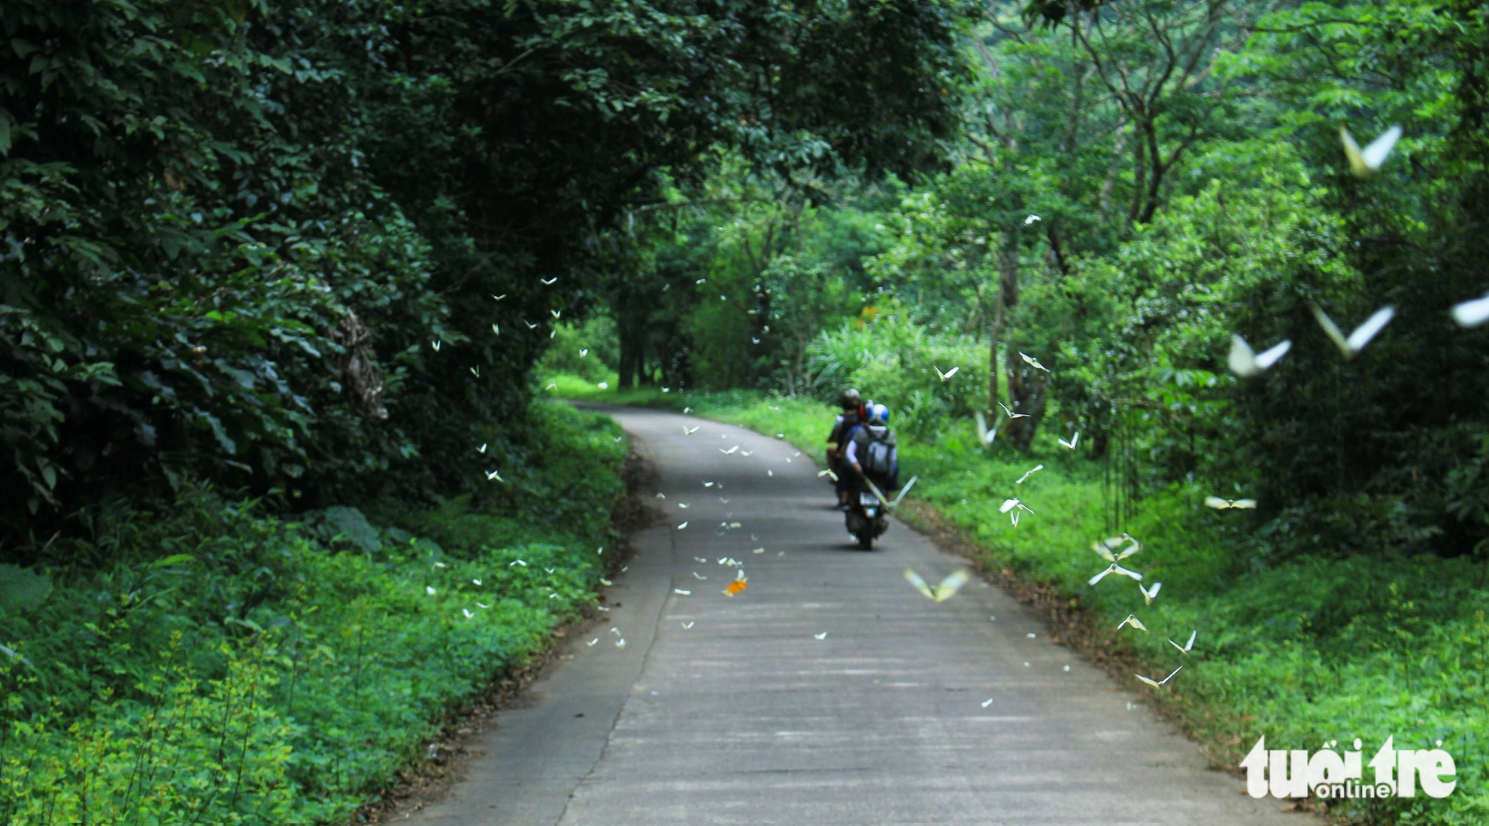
top-left (843, 403), bottom-right (898, 499)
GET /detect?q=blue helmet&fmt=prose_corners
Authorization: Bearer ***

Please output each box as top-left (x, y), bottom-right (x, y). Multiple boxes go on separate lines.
top-left (868, 403), bottom-right (889, 424)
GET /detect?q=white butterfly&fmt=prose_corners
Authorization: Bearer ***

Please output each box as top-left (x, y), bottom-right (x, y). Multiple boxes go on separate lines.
top-left (718, 497), bottom-right (729, 503)
top-left (1059, 432), bottom-right (1080, 450)
top-left (703, 481), bottom-right (715, 487)
top-left (1451, 292), bottom-right (1489, 328)
top-left (720, 445), bottom-right (739, 454)
top-left (597, 382), bottom-right (608, 389)
top-left (1138, 581), bottom-right (1161, 605)
top-left (612, 436), bottom-right (622, 442)
top-left (903, 568), bottom-right (972, 602)
top-left (477, 601), bottom-right (490, 608)
top-left (587, 638), bottom-right (598, 646)
top-left (767, 469), bottom-right (773, 477)
top-left (426, 586), bottom-right (436, 595)
top-left (817, 469), bottom-right (838, 480)
top-left (1135, 665), bottom-right (1183, 688)
top-left (473, 578), bottom-right (482, 585)
top-left (934, 365), bottom-right (959, 382)
top-left (550, 308), bottom-right (561, 318)
top-left (1205, 496), bottom-right (1257, 510)
top-left (696, 278), bottom-right (706, 284)
top-left (674, 588), bottom-right (691, 595)
top-left (1088, 563), bottom-right (1143, 586)
top-left (814, 632), bottom-right (828, 640)
top-left (541, 277), bottom-right (558, 285)
top-left (599, 577), bottom-right (611, 586)
top-left (548, 593), bottom-right (558, 599)
top-left (545, 382), bottom-right (557, 390)
top-left (741, 450), bottom-right (753, 457)
top-left (682, 622), bottom-right (694, 629)
top-left (610, 626), bottom-right (621, 635)
top-left (463, 608), bottom-right (474, 619)
top-left (878, 476), bottom-right (918, 509)
top-left (1019, 352), bottom-right (1050, 372)
top-left (1015, 464), bottom-right (1044, 484)
top-left (684, 426), bottom-right (699, 435)
top-left (1340, 124), bottom-right (1402, 177)
top-left (998, 401), bottom-right (1029, 420)
top-left (491, 323), bottom-right (500, 335)
top-left (492, 294), bottom-right (506, 301)
top-left (524, 320), bottom-right (539, 329)
top-left (656, 493), bottom-right (667, 499)
top-left (544, 567), bottom-right (556, 574)
top-left (981, 698), bottom-right (995, 707)
top-left (433, 562), bottom-right (446, 568)
top-left (1117, 614), bottom-right (1148, 632)
top-left (999, 499), bottom-right (1034, 527)
top-left (752, 338), bottom-right (761, 344)
top-left (1169, 630), bottom-right (1198, 655)
top-left (973, 411), bottom-right (997, 446)
top-left (1227, 335), bottom-right (1292, 378)
top-left (580, 349), bottom-right (588, 357)
top-left (1093, 535), bottom-right (1139, 563)
top-left (692, 572), bottom-right (707, 579)
top-left (683, 407), bottom-right (693, 414)
top-left (485, 469), bottom-right (504, 482)
top-left (470, 366), bottom-right (480, 377)
top-left (694, 557), bottom-right (706, 562)
top-left (477, 443), bottom-right (487, 453)
top-left (1309, 303), bottom-right (1396, 358)
top-left (615, 638), bottom-right (626, 648)
top-left (510, 559), bottom-right (527, 567)
top-left (677, 503), bottom-right (690, 509)
top-left (1024, 214), bottom-right (1041, 225)
top-left (677, 521), bottom-right (688, 529)
top-left (752, 548), bottom-right (764, 554)
top-left (431, 340), bottom-right (441, 351)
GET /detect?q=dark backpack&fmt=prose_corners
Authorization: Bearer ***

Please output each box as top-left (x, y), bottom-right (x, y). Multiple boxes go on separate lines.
top-left (854, 426), bottom-right (895, 476)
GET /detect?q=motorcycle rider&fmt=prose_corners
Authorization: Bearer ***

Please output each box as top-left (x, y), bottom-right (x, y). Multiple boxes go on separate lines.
top-left (843, 403), bottom-right (898, 500)
top-left (826, 389), bottom-right (866, 508)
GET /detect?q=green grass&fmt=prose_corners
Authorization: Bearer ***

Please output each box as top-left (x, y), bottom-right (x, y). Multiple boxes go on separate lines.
top-left (0, 401), bottom-right (626, 825)
top-left (544, 372), bottom-right (1489, 826)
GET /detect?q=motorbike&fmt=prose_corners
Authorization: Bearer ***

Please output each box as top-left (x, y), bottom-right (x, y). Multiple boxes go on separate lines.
top-left (845, 488), bottom-right (890, 550)
top-left (843, 475), bottom-right (916, 551)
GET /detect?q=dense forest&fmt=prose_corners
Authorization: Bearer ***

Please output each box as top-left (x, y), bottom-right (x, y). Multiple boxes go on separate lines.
top-left (3, 0), bottom-right (1488, 823)
top-left (560, 0), bottom-right (1489, 566)
top-left (0, 0), bottom-right (970, 550)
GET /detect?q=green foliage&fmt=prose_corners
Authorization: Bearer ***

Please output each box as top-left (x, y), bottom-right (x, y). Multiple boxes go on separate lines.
top-left (0, 0), bottom-right (974, 553)
top-left (0, 403), bottom-right (624, 823)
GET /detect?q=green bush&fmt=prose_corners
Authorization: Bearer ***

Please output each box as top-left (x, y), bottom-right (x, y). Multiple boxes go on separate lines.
top-left (0, 402), bottom-right (624, 824)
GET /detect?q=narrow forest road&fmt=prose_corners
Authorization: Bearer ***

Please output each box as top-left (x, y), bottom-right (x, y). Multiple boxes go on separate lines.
top-left (412, 405), bottom-right (1305, 826)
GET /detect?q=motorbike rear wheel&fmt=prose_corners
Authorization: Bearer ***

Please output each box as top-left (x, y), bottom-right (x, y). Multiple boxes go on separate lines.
top-left (857, 530), bottom-right (873, 551)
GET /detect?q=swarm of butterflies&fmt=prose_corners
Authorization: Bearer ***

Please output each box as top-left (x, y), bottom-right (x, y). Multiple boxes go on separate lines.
top-left (1230, 125), bottom-right (1489, 378)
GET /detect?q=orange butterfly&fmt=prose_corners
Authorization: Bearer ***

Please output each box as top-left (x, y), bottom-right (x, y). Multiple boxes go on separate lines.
top-left (724, 580), bottom-right (748, 596)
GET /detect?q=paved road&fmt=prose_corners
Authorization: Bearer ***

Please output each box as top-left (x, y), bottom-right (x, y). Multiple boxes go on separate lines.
top-left (413, 405), bottom-right (1303, 826)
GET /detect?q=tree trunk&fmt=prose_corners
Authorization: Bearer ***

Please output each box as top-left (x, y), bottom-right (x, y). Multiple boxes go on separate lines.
top-left (987, 234), bottom-right (1021, 428)
top-left (1003, 348), bottom-right (1049, 451)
